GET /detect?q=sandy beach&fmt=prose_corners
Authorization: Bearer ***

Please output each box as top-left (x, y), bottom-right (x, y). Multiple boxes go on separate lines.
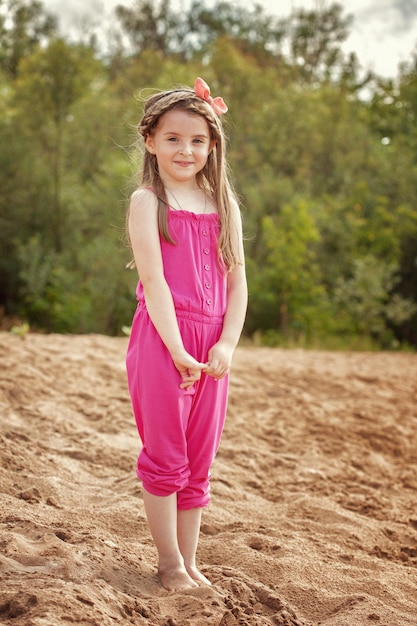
top-left (1, 331), bottom-right (416, 625)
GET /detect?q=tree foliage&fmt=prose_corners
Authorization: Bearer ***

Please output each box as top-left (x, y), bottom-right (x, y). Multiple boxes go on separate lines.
top-left (0, 0), bottom-right (57, 77)
top-left (1, 0), bottom-right (416, 348)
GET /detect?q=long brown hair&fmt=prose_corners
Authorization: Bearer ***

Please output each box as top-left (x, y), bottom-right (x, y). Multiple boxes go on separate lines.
top-left (132, 86), bottom-right (242, 270)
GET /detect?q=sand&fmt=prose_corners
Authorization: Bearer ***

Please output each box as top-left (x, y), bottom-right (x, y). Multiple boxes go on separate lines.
top-left (0, 331), bottom-right (416, 626)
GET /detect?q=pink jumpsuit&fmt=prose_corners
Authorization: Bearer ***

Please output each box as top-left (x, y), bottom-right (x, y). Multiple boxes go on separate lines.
top-left (126, 207), bottom-right (229, 510)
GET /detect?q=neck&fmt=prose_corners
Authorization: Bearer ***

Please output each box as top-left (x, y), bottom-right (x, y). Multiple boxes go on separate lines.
top-left (161, 176), bottom-right (199, 192)
top-left (165, 186), bottom-right (208, 214)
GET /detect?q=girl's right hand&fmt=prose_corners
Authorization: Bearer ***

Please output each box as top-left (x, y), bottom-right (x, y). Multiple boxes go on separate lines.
top-left (172, 353), bottom-right (208, 390)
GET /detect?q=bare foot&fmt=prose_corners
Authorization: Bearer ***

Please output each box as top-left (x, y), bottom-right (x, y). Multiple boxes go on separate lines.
top-left (185, 565), bottom-right (212, 586)
top-left (158, 566), bottom-right (199, 592)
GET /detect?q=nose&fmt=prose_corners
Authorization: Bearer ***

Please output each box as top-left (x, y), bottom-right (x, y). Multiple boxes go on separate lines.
top-left (179, 142), bottom-right (192, 155)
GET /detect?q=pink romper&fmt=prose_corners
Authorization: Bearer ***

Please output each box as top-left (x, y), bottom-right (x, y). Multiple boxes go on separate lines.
top-left (126, 207), bottom-right (229, 510)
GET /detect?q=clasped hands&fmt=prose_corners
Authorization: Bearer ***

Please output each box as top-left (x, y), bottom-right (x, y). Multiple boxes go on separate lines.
top-left (173, 343), bottom-right (232, 390)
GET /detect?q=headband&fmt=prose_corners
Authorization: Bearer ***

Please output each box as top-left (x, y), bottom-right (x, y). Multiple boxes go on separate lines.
top-left (194, 77), bottom-right (228, 115)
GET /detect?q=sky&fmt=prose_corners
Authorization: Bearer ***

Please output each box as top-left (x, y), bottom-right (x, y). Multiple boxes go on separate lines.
top-left (42, 0), bottom-right (417, 78)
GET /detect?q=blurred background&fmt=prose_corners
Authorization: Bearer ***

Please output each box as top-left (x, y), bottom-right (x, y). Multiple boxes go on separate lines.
top-left (1, 0), bottom-right (416, 349)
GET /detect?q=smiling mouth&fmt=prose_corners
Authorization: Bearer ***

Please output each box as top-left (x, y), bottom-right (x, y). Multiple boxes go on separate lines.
top-left (175, 161), bottom-right (193, 166)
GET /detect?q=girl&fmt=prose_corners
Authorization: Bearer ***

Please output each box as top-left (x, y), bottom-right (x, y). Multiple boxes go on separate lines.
top-left (126, 77), bottom-right (247, 592)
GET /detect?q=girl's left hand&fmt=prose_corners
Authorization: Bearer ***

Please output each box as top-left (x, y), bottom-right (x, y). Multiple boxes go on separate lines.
top-left (205, 342), bottom-right (233, 380)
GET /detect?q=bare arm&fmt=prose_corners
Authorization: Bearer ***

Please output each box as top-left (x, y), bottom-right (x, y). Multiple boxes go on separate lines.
top-left (205, 199), bottom-right (248, 380)
top-left (128, 189), bottom-right (207, 389)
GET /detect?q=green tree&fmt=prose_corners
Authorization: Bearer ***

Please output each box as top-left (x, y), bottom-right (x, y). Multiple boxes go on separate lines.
top-left (333, 255), bottom-right (416, 346)
top-left (247, 198), bottom-right (325, 340)
top-left (1, 0), bottom-right (416, 345)
top-left (284, 2), bottom-right (356, 84)
top-left (1, 37), bottom-right (133, 333)
top-left (0, 0), bottom-right (57, 78)
top-left (114, 0), bottom-right (182, 58)
top-left (13, 39), bottom-right (102, 252)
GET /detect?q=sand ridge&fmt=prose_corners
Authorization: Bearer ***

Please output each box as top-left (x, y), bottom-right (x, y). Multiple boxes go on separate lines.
top-left (0, 332), bottom-right (417, 625)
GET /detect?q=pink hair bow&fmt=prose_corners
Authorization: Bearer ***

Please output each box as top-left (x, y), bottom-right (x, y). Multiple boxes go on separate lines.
top-left (194, 77), bottom-right (228, 115)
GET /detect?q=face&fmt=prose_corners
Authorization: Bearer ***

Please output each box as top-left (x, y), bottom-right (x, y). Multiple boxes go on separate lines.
top-left (145, 109), bottom-right (215, 186)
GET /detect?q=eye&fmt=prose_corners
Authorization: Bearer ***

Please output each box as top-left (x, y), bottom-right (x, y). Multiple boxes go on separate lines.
top-left (168, 137), bottom-right (179, 142)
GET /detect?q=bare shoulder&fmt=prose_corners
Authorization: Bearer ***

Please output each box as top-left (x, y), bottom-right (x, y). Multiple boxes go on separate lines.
top-left (128, 189), bottom-right (160, 249)
top-left (129, 188), bottom-right (158, 216)
top-left (128, 188), bottom-right (163, 274)
top-left (228, 195), bottom-right (243, 226)
top-left (230, 195), bottom-right (240, 212)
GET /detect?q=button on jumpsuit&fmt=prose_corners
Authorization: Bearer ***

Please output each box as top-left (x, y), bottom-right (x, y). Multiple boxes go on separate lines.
top-left (126, 208), bottom-right (229, 510)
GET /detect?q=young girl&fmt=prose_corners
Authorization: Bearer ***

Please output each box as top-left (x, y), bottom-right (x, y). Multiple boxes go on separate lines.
top-left (126, 77), bottom-right (247, 592)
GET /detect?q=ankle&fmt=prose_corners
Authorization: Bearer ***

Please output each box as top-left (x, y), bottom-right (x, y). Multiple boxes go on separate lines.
top-left (158, 553), bottom-right (185, 572)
